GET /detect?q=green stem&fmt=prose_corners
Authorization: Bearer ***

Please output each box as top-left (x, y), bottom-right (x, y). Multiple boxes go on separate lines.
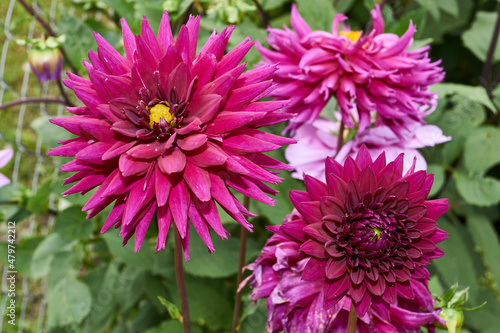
top-left (174, 226), bottom-right (191, 333)
top-left (347, 301), bottom-right (357, 333)
top-left (481, 4), bottom-right (500, 93)
top-left (231, 196), bottom-right (250, 333)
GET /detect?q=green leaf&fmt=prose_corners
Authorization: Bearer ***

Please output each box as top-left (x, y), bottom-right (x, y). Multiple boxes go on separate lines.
top-left (454, 172), bottom-right (500, 207)
top-left (184, 227), bottom-right (257, 278)
top-left (31, 234), bottom-right (74, 280)
top-left (53, 206), bottom-right (94, 240)
top-left (144, 320), bottom-right (203, 333)
top-left (27, 179), bottom-right (52, 214)
top-left (295, 0), bottom-right (335, 31)
top-left (466, 213), bottom-right (500, 293)
top-left (462, 11), bottom-right (500, 64)
top-left (31, 115), bottom-right (72, 151)
top-left (47, 247), bottom-right (84, 289)
top-left (437, 0), bottom-right (460, 17)
top-left (335, 0), bottom-right (355, 13)
top-left (47, 277), bottom-right (92, 328)
top-left (0, 236), bottom-right (43, 276)
top-left (58, 8), bottom-right (97, 72)
top-left (239, 298), bottom-right (267, 333)
top-left (433, 217), bottom-right (483, 307)
top-left (101, 0), bottom-right (135, 24)
top-left (158, 296), bottom-right (181, 321)
top-left (464, 126), bottom-right (500, 175)
top-left (432, 83), bottom-right (496, 113)
top-left (167, 276), bottom-right (233, 332)
top-left (102, 229), bottom-right (155, 271)
top-left (427, 164), bottom-right (446, 197)
top-left (416, 0), bottom-right (440, 20)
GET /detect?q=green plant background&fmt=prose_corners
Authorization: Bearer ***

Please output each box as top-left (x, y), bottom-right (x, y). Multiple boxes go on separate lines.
top-left (1, 0), bottom-right (500, 332)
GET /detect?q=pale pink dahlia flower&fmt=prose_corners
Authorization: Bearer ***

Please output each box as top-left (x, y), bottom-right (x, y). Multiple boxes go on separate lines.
top-left (48, 13), bottom-right (295, 256)
top-left (243, 220), bottom-right (444, 332)
top-left (0, 148), bottom-right (13, 187)
top-left (285, 117), bottom-right (450, 181)
top-left (257, 4), bottom-right (444, 134)
top-left (258, 146), bottom-right (448, 317)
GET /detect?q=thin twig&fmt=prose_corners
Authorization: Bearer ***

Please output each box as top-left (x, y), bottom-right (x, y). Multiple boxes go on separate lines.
top-left (481, 4), bottom-right (500, 93)
top-left (250, 0), bottom-right (270, 27)
top-left (174, 226), bottom-right (191, 333)
top-left (334, 121), bottom-right (345, 159)
top-left (347, 301), bottom-right (357, 333)
top-left (0, 97), bottom-right (67, 110)
top-left (16, 0), bottom-right (80, 76)
top-left (56, 79), bottom-right (74, 107)
top-left (231, 196), bottom-right (250, 333)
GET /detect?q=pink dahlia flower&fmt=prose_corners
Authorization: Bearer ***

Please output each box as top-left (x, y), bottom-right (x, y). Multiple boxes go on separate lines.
top-left (258, 4), bottom-right (444, 134)
top-left (243, 215), bottom-right (444, 332)
top-left (0, 148), bottom-right (13, 187)
top-left (285, 117), bottom-right (450, 181)
top-left (263, 146), bottom-right (448, 317)
top-left (48, 13), bottom-right (295, 256)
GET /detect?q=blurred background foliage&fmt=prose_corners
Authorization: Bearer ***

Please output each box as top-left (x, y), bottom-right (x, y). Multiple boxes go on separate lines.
top-left (1, 0), bottom-right (500, 332)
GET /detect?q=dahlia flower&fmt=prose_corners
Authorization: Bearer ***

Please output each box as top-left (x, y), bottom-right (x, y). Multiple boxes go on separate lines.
top-left (285, 117), bottom-right (450, 181)
top-left (243, 220), bottom-right (444, 332)
top-left (257, 4), bottom-right (444, 134)
top-left (0, 148), bottom-right (13, 187)
top-left (48, 13), bottom-right (294, 256)
top-left (258, 146), bottom-right (448, 317)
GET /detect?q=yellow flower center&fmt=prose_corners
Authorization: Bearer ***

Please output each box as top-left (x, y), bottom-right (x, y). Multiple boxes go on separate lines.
top-left (149, 103), bottom-right (173, 128)
top-left (371, 227), bottom-right (383, 240)
top-left (339, 30), bottom-right (362, 43)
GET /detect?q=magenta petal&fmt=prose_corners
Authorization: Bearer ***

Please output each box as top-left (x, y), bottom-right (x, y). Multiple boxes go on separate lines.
top-left (184, 162), bottom-right (211, 202)
top-left (156, 205), bottom-right (172, 251)
top-left (169, 181), bottom-right (189, 238)
top-left (302, 259), bottom-right (327, 281)
top-left (158, 149), bottom-right (186, 174)
top-left (188, 203), bottom-right (215, 253)
top-left (134, 201), bottom-right (156, 252)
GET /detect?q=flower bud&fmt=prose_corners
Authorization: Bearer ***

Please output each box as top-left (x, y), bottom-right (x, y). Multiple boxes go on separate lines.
top-left (28, 47), bottom-right (62, 83)
top-left (436, 307), bottom-right (464, 333)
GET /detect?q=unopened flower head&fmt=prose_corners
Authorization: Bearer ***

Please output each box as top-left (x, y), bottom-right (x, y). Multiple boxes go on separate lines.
top-left (258, 4), bottom-right (444, 135)
top-left (48, 13), bottom-right (294, 257)
top-left (264, 146), bottom-right (448, 317)
top-left (243, 214), bottom-right (444, 332)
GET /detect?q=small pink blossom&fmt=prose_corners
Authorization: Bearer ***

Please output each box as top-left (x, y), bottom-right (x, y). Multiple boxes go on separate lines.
top-left (285, 117), bottom-right (450, 181)
top-left (0, 148), bottom-right (13, 188)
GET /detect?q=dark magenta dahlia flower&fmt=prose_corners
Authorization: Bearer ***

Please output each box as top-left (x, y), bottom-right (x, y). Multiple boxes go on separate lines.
top-left (48, 13), bottom-right (295, 256)
top-left (243, 217), bottom-right (444, 332)
top-left (257, 146), bottom-right (448, 318)
top-left (258, 4), bottom-right (444, 135)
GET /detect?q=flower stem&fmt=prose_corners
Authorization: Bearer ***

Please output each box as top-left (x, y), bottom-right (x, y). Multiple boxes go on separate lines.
top-left (56, 79), bottom-right (75, 107)
top-left (174, 226), bottom-right (191, 333)
top-left (0, 97), bottom-right (67, 111)
top-left (347, 301), bottom-right (357, 333)
top-left (334, 121), bottom-right (345, 159)
top-left (17, 0), bottom-right (80, 76)
top-left (231, 195), bottom-right (250, 333)
top-left (481, 4), bottom-right (500, 93)
top-left (250, 0), bottom-right (270, 27)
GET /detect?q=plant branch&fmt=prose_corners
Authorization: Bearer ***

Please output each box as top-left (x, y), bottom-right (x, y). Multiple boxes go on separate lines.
top-left (16, 0), bottom-right (80, 76)
top-left (56, 79), bottom-right (74, 107)
top-left (174, 226), bottom-right (191, 333)
top-left (0, 97), bottom-right (67, 110)
top-left (334, 121), bottom-right (345, 159)
top-left (481, 4), bottom-right (500, 93)
top-left (250, 0), bottom-right (270, 27)
top-left (347, 301), bottom-right (357, 333)
top-left (231, 195), bottom-right (250, 333)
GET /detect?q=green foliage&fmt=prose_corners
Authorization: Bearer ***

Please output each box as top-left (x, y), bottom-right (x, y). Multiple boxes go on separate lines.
top-left (463, 11), bottom-right (500, 64)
